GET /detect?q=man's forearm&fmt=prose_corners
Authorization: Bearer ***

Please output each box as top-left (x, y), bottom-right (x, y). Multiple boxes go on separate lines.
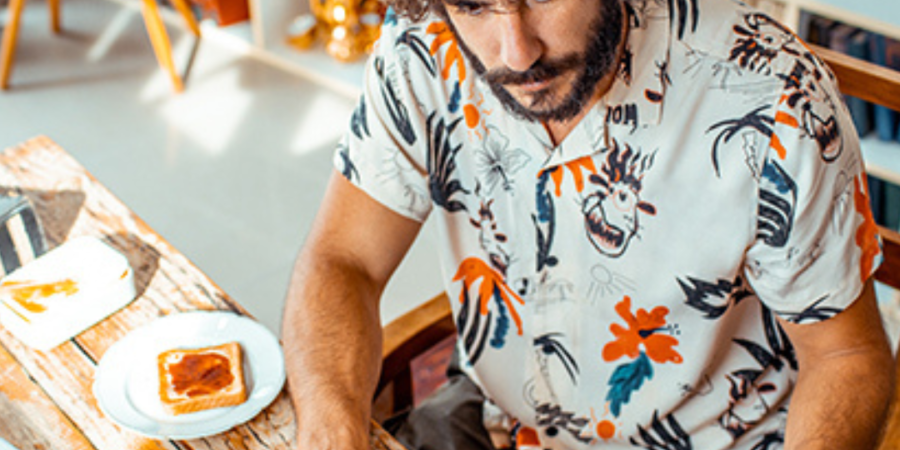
top-left (282, 253), bottom-right (385, 449)
top-left (784, 348), bottom-right (894, 449)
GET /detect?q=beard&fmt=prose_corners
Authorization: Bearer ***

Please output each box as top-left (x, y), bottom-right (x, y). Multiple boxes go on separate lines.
top-left (447, 0), bottom-right (625, 123)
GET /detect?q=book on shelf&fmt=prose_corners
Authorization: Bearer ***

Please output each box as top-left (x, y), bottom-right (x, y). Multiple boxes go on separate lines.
top-left (829, 24), bottom-right (873, 136)
top-left (868, 33), bottom-right (900, 142)
top-left (885, 182), bottom-right (900, 231)
top-left (868, 175), bottom-right (885, 228)
top-left (805, 14), bottom-right (835, 47)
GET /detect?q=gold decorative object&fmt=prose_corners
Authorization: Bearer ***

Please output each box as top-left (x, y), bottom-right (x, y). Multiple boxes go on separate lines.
top-left (286, 0), bottom-right (385, 62)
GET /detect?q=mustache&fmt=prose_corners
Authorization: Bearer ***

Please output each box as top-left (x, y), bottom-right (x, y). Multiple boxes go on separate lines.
top-left (483, 54), bottom-right (582, 86)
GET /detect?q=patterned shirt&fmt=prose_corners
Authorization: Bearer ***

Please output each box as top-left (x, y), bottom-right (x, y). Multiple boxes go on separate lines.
top-left (334, 0), bottom-right (882, 448)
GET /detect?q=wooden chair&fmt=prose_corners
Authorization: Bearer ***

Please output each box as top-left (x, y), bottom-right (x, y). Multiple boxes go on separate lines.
top-left (0, 0), bottom-right (201, 92)
top-left (376, 44), bottom-right (900, 448)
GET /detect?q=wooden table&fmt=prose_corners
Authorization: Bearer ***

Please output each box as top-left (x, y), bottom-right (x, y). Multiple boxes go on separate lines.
top-left (0, 136), bottom-right (405, 450)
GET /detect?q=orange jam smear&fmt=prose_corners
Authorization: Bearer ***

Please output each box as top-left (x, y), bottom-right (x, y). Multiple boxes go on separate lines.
top-left (169, 353), bottom-right (234, 398)
top-left (2, 279), bottom-right (79, 313)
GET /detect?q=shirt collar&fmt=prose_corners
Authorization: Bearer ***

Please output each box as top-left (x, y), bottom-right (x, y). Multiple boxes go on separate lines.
top-left (542, 0), bottom-right (673, 169)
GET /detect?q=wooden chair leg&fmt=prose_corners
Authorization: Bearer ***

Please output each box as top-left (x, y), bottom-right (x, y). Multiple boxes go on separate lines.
top-left (140, 0), bottom-right (184, 93)
top-left (1, 0), bottom-right (27, 90)
top-left (169, 0), bottom-right (200, 37)
top-left (48, 0), bottom-right (61, 34)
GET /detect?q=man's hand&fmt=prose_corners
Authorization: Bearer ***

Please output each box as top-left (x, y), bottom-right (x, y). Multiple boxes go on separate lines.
top-left (282, 172), bottom-right (423, 449)
top-left (780, 279), bottom-right (895, 450)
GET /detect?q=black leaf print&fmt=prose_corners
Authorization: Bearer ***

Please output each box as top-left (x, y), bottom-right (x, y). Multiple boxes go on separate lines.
top-left (396, 28), bottom-right (437, 78)
top-left (338, 144), bottom-right (359, 183)
top-left (630, 411), bottom-right (692, 450)
top-left (375, 57), bottom-right (417, 145)
top-left (668, 0), bottom-right (699, 40)
top-left (534, 403), bottom-right (593, 443)
top-left (749, 430), bottom-right (784, 450)
top-left (774, 295), bottom-right (841, 324)
top-left (457, 285), bottom-right (491, 365)
top-left (734, 307), bottom-right (797, 372)
top-left (426, 112), bottom-right (469, 212)
top-left (733, 338), bottom-right (777, 370)
top-left (350, 96), bottom-right (370, 140)
top-left (707, 105), bottom-right (774, 177)
top-left (534, 171), bottom-right (558, 270)
top-left (534, 333), bottom-right (579, 383)
top-left (678, 275), bottom-right (753, 319)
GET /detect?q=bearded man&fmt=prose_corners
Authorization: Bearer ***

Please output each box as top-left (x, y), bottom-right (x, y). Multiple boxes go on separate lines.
top-left (281, 0), bottom-right (894, 448)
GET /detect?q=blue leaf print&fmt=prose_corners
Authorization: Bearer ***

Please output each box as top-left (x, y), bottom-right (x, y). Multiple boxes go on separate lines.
top-left (449, 81), bottom-right (461, 113)
top-left (607, 352), bottom-right (653, 417)
top-left (491, 285), bottom-right (509, 348)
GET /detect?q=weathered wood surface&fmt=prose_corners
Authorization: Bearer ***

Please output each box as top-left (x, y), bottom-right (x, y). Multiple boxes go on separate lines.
top-left (0, 136), bottom-right (405, 450)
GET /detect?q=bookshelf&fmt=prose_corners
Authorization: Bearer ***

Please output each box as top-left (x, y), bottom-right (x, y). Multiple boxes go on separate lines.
top-left (778, 0), bottom-right (900, 42)
top-left (196, 0), bottom-right (897, 101)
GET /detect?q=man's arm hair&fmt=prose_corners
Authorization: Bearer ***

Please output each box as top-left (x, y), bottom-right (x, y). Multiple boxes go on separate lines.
top-left (282, 171), bottom-right (423, 449)
top-left (780, 279), bottom-right (895, 450)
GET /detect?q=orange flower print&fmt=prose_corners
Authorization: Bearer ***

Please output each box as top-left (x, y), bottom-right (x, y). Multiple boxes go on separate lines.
top-left (453, 257), bottom-right (525, 335)
top-left (426, 21), bottom-right (466, 82)
top-left (602, 296), bottom-right (682, 364)
top-left (854, 175), bottom-right (881, 283)
top-left (542, 155), bottom-right (598, 197)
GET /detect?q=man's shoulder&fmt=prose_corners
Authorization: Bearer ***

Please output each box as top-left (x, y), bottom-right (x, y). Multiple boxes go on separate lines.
top-left (374, 10), bottom-right (445, 61)
top-left (666, 0), bottom-right (815, 84)
top-left (370, 11), bottom-right (452, 85)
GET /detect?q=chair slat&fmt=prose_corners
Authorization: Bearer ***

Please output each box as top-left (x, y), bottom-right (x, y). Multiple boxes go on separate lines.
top-left (811, 44), bottom-right (900, 112)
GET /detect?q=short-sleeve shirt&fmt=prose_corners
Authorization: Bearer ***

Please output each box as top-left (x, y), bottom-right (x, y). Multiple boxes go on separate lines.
top-left (333, 0), bottom-right (882, 448)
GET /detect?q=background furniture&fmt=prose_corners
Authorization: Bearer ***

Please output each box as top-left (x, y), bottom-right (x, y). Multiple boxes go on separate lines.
top-left (375, 46), bottom-right (900, 448)
top-left (0, 0), bottom-right (201, 92)
top-left (0, 136), bottom-right (406, 450)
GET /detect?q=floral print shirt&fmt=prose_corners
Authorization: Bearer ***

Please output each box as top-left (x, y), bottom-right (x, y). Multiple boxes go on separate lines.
top-left (333, 0), bottom-right (882, 448)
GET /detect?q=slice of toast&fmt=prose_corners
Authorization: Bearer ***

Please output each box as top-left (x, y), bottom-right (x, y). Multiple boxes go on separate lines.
top-left (158, 341), bottom-right (247, 415)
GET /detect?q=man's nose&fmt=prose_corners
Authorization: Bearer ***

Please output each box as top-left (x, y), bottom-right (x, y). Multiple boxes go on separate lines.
top-left (497, 12), bottom-right (542, 73)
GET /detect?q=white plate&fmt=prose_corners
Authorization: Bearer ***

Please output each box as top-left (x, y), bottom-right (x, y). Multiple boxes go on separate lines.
top-left (93, 311), bottom-right (285, 439)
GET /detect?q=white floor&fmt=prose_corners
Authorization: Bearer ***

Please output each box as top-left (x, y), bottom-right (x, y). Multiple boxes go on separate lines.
top-left (0, 0), bottom-right (444, 334)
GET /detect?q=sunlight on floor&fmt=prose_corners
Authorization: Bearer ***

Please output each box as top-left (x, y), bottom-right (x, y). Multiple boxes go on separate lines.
top-left (290, 91), bottom-right (355, 156)
top-left (86, 8), bottom-right (137, 63)
top-left (139, 38), bottom-right (253, 156)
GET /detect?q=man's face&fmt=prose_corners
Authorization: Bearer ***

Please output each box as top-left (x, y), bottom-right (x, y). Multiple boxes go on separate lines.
top-left (441, 0), bottom-right (624, 123)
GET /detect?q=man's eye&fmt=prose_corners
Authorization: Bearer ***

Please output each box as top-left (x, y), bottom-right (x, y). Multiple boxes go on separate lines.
top-left (452, 1), bottom-right (486, 15)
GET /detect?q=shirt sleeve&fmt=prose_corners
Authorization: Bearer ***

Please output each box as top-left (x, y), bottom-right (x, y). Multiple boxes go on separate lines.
top-left (743, 56), bottom-right (882, 324)
top-left (332, 21), bottom-right (434, 222)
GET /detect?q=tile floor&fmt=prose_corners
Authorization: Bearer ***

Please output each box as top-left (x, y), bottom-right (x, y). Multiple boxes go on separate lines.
top-left (0, 0), bottom-right (444, 333)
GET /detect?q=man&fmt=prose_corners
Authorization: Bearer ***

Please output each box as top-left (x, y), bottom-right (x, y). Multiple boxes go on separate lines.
top-left (282, 0), bottom-right (894, 448)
